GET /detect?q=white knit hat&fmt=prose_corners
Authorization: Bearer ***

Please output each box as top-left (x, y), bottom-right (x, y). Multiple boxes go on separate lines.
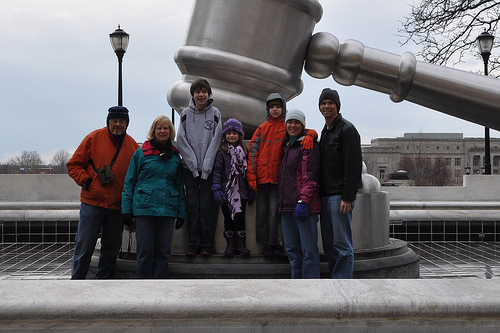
top-left (285, 108), bottom-right (306, 127)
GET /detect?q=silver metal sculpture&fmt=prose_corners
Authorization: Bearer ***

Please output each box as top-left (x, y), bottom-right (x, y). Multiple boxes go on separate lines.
top-left (168, 0), bottom-right (322, 135)
top-left (168, 0), bottom-right (500, 135)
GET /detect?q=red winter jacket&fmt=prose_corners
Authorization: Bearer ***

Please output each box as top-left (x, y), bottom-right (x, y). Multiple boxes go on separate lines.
top-left (247, 116), bottom-right (287, 185)
top-left (67, 127), bottom-right (139, 210)
top-left (248, 118), bottom-right (319, 186)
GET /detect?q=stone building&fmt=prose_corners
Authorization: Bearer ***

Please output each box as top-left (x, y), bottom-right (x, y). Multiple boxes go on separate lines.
top-left (362, 133), bottom-right (500, 185)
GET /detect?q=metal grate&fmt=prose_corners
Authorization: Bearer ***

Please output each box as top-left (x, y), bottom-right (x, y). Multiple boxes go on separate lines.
top-left (409, 241), bottom-right (500, 279)
top-left (1, 241), bottom-right (500, 280)
top-left (0, 243), bottom-right (73, 280)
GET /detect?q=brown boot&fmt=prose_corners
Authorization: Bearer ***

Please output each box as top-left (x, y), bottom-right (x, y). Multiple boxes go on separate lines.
top-left (235, 230), bottom-right (250, 256)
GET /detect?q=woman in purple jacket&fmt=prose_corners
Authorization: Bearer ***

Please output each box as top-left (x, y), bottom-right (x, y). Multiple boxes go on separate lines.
top-left (277, 109), bottom-right (321, 279)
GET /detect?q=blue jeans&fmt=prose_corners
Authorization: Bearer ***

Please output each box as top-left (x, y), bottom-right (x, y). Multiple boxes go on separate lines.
top-left (320, 195), bottom-right (355, 279)
top-left (135, 216), bottom-right (175, 278)
top-left (183, 168), bottom-right (217, 250)
top-left (281, 212), bottom-right (320, 279)
top-left (72, 202), bottom-right (123, 279)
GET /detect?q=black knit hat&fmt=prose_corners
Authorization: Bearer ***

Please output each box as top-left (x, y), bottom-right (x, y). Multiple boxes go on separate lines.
top-left (107, 106), bottom-right (129, 125)
top-left (318, 88), bottom-right (341, 111)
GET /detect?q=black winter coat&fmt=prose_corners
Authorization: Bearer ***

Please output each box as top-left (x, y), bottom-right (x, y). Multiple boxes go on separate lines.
top-left (319, 113), bottom-right (362, 202)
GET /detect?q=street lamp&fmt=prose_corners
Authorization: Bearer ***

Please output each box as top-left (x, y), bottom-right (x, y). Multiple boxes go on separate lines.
top-left (476, 30), bottom-right (495, 175)
top-left (110, 25), bottom-right (129, 106)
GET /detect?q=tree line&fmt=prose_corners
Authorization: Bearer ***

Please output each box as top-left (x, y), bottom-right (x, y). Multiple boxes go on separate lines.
top-left (0, 150), bottom-right (71, 174)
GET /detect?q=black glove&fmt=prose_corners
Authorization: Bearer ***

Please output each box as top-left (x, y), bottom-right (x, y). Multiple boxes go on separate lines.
top-left (122, 213), bottom-right (135, 231)
top-left (247, 188), bottom-right (256, 205)
top-left (175, 217), bottom-right (185, 230)
top-left (82, 178), bottom-right (92, 191)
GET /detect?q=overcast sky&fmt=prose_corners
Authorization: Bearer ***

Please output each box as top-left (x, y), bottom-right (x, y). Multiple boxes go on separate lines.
top-left (0, 0), bottom-right (497, 163)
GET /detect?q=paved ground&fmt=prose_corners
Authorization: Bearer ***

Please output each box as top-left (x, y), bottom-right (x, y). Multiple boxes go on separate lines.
top-left (1, 242), bottom-right (499, 280)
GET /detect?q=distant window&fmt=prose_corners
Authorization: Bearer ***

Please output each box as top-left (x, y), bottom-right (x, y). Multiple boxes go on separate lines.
top-left (426, 146), bottom-right (430, 151)
top-left (455, 170), bottom-right (462, 178)
top-left (436, 146), bottom-right (440, 150)
top-left (455, 158), bottom-right (461, 166)
top-left (379, 169), bottom-right (385, 180)
top-left (473, 155), bottom-right (480, 167)
top-left (494, 156), bottom-right (500, 167)
top-left (405, 146), bottom-right (409, 150)
top-left (446, 146), bottom-right (450, 150)
top-left (445, 158), bottom-right (451, 166)
top-left (457, 146), bottom-right (460, 150)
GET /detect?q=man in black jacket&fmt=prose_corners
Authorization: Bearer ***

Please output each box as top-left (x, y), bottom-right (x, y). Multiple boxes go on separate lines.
top-left (318, 88), bottom-right (362, 279)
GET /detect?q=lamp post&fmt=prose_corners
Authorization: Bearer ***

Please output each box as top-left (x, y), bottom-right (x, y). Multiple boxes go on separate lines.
top-left (110, 25), bottom-right (129, 106)
top-left (476, 30), bottom-right (495, 175)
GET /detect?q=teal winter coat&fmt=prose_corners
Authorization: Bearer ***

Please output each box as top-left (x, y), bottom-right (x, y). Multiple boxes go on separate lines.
top-left (122, 141), bottom-right (186, 218)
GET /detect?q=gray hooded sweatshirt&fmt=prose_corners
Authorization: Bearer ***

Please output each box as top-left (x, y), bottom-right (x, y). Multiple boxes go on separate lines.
top-left (177, 98), bottom-right (222, 179)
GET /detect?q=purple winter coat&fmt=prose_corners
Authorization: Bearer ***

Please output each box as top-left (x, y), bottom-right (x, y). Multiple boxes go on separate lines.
top-left (277, 135), bottom-right (321, 214)
top-left (212, 147), bottom-right (250, 199)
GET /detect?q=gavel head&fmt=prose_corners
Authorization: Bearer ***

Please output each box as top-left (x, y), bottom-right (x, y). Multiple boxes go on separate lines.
top-left (167, 0), bottom-right (323, 137)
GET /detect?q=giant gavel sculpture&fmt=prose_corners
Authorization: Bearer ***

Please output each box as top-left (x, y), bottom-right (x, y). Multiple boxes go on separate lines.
top-left (168, 0), bottom-right (500, 136)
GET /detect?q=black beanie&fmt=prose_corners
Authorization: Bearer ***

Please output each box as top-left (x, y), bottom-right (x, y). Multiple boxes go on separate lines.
top-left (107, 106), bottom-right (130, 126)
top-left (318, 88), bottom-right (341, 111)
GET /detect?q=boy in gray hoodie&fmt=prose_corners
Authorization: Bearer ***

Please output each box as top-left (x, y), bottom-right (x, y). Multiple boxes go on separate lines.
top-left (177, 78), bottom-right (222, 256)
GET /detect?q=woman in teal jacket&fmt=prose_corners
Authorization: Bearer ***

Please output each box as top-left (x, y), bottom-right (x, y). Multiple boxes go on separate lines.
top-left (122, 115), bottom-right (186, 278)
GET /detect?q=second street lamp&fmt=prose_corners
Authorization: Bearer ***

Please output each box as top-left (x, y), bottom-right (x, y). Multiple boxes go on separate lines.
top-left (110, 25), bottom-right (130, 106)
top-left (476, 30), bottom-right (495, 175)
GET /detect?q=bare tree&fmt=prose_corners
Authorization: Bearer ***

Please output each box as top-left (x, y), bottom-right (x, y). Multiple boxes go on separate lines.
top-left (7, 151), bottom-right (43, 174)
top-left (400, 155), bottom-right (452, 186)
top-left (0, 162), bottom-right (18, 174)
top-left (50, 150), bottom-right (71, 174)
top-left (400, 155), bottom-right (431, 186)
top-left (429, 157), bottom-right (452, 186)
top-left (399, 0), bottom-right (500, 76)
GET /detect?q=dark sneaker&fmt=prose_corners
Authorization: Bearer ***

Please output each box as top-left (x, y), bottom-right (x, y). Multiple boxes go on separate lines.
top-left (186, 246), bottom-right (199, 256)
top-left (262, 245), bottom-right (274, 257)
top-left (200, 248), bottom-right (212, 257)
top-left (274, 245), bottom-right (284, 256)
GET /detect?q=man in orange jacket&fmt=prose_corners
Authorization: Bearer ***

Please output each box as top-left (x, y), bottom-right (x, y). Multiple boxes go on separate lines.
top-left (67, 106), bottom-right (139, 279)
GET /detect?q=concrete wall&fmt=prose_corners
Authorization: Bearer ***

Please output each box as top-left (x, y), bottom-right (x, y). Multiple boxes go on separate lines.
top-left (0, 174), bottom-right (80, 202)
top-left (2, 174), bottom-right (499, 203)
top-left (385, 175), bottom-right (500, 201)
top-left (1, 279), bottom-right (500, 332)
